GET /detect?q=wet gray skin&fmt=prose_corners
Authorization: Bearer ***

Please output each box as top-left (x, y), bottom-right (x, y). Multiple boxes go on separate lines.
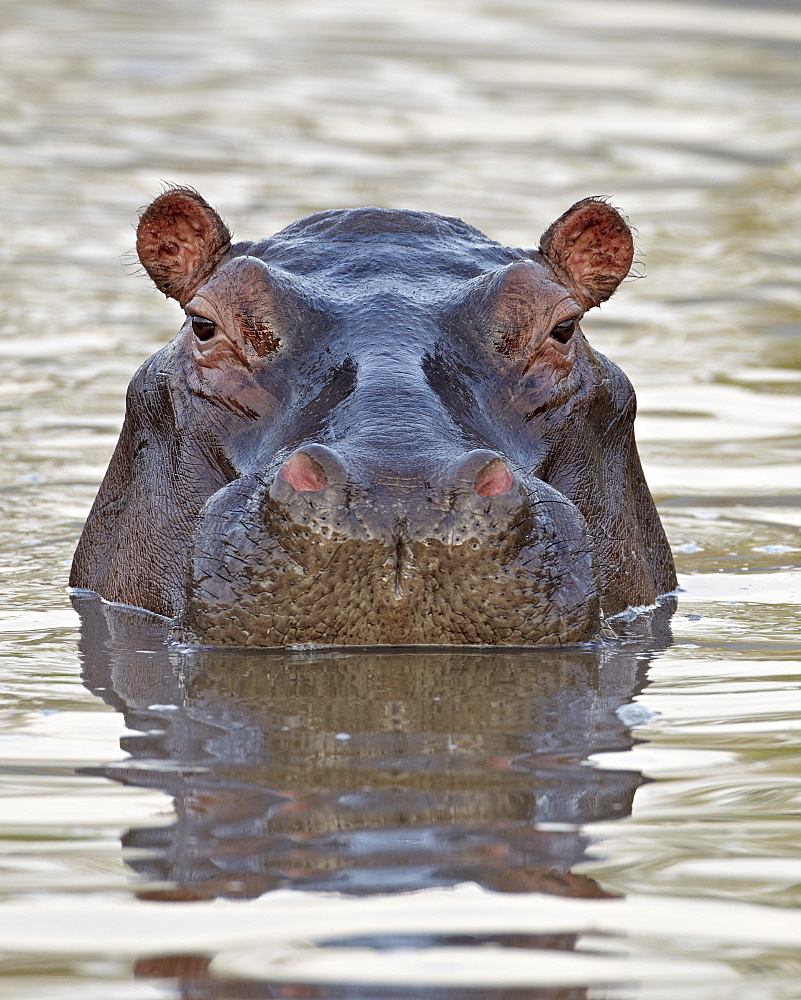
top-left (70, 189), bottom-right (676, 646)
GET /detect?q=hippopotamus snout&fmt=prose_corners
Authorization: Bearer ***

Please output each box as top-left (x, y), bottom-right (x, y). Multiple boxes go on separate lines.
top-left (268, 443), bottom-right (524, 546)
top-left (186, 440), bottom-right (600, 646)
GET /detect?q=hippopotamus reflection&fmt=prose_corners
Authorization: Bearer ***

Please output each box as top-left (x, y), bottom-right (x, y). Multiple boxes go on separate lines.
top-left (76, 594), bottom-right (657, 901)
top-left (71, 190), bottom-right (675, 646)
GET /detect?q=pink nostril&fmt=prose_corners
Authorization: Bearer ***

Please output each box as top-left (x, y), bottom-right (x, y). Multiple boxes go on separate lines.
top-left (474, 457), bottom-right (514, 498)
top-left (280, 451), bottom-right (328, 492)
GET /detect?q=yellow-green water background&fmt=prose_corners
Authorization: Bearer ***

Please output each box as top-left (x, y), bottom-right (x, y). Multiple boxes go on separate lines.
top-left (0, 0), bottom-right (800, 996)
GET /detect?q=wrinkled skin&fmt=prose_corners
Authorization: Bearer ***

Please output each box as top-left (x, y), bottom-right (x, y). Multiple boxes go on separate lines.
top-left (70, 189), bottom-right (676, 646)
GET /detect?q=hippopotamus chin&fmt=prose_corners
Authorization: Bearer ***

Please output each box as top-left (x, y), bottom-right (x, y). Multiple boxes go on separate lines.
top-left (70, 188), bottom-right (676, 646)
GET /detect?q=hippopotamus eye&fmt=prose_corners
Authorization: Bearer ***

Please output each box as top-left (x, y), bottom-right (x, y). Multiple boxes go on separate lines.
top-left (550, 318), bottom-right (576, 344)
top-left (191, 315), bottom-right (217, 342)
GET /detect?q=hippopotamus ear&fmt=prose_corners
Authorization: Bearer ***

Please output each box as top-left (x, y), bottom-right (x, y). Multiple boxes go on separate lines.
top-left (539, 198), bottom-right (634, 310)
top-left (136, 188), bottom-right (232, 306)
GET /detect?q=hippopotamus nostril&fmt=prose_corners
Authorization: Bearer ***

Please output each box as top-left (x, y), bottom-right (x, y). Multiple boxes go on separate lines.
top-left (447, 449), bottom-right (516, 498)
top-left (474, 457), bottom-right (515, 498)
top-left (280, 451), bottom-right (327, 493)
top-left (276, 443), bottom-right (348, 495)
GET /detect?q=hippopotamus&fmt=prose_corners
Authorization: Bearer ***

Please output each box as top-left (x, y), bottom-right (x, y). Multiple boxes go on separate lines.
top-left (70, 188), bottom-right (676, 646)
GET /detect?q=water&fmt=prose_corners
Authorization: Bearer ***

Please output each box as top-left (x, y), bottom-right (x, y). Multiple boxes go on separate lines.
top-left (0, 0), bottom-right (799, 995)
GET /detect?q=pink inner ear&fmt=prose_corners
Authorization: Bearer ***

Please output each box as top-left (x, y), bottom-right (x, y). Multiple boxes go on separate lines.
top-left (280, 452), bottom-right (328, 492)
top-left (475, 458), bottom-right (515, 497)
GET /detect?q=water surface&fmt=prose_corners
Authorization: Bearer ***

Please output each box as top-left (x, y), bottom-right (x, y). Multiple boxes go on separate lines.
top-left (0, 0), bottom-right (799, 996)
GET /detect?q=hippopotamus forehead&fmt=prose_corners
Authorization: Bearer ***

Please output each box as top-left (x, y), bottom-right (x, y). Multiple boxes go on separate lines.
top-left (270, 206), bottom-right (500, 244)
top-left (247, 208), bottom-right (526, 287)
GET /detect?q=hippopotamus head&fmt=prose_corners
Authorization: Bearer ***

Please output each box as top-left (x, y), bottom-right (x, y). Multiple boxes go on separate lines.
top-left (70, 189), bottom-right (675, 646)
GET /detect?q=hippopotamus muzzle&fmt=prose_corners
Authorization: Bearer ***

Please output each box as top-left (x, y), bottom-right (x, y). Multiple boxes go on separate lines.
top-left (71, 189), bottom-right (676, 646)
